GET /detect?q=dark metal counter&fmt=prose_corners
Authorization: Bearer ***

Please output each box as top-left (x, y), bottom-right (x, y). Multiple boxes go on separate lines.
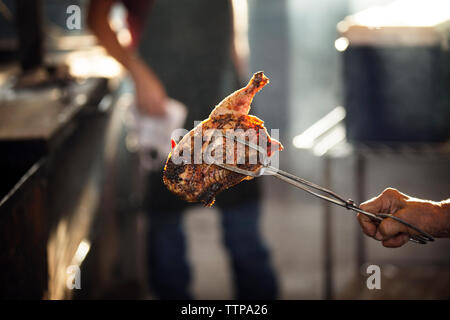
top-left (0, 74), bottom-right (119, 299)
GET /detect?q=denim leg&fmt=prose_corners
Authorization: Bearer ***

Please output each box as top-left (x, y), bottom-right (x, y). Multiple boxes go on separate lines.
top-left (221, 201), bottom-right (279, 299)
top-left (147, 212), bottom-right (192, 299)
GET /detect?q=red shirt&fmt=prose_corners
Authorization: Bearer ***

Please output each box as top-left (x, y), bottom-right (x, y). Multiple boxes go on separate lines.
top-left (121, 0), bottom-right (155, 47)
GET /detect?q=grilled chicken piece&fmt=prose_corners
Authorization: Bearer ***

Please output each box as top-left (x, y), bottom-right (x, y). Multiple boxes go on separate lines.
top-left (163, 72), bottom-right (283, 206)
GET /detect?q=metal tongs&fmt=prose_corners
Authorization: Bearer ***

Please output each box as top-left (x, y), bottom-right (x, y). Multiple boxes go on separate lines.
top-left (214, 132), bottom-right (434, 245)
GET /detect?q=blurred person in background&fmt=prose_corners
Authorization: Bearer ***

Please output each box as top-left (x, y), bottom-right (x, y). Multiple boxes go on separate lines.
top-left (358, 188), bottom-right (450, 248)
top-left (88, 0), bottom-right (278, 299)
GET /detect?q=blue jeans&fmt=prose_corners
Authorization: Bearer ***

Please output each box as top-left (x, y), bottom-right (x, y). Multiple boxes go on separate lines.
top-left (147, 201), bottom-right (278, 299)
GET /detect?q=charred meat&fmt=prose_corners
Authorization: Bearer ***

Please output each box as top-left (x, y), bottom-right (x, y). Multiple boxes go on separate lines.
top-left (163, 72), bottom-right (283, 206)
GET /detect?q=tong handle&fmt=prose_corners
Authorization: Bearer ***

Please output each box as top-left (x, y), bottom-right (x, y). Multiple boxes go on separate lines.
top-left (268, 167), bottom-right (434, 244)
top-left (349, 205), bottom-right (434, 244)
top-left (215, 134), bottom-right (435, 245)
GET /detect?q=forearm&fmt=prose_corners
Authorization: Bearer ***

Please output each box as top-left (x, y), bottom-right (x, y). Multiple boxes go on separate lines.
top-left (88, 0), bottom-right (165, 115)
top-left (87, 0), bottom-right (138, 72)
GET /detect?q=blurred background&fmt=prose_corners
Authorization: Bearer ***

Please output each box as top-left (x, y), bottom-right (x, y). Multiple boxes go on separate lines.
top-left (0, 0), bottom-right (449, 299)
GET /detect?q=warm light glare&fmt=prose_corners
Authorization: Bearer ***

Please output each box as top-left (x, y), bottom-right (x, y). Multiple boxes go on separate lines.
top-left (67, 49), bottom-right (123, 78)
top-left (118, 28), bottom-right (132, 46)
top-left (349, 0), bottom-right (450, 27)
top-left (335, 37), bottom-right (349, 52)
top-left (73, 240), bottom-right (91, 265)
top-left (337, 21), bottom-right (349, 33)
top-left (232, 0), bottom-right (250, 61)
top-left (312, 125), bottom-right (346, 157)
top-left (293, 106), bottom-right (346, 149)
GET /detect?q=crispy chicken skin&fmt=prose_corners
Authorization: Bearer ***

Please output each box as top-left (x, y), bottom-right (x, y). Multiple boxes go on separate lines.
top-left (163, 72), bottom-right (283, 206)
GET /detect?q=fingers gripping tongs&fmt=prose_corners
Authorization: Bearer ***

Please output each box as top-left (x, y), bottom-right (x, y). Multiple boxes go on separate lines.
top-left (214, 133), bottom-right (434, 245)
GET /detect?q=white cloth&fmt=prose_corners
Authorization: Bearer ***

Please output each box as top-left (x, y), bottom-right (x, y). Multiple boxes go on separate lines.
top-left (129, 98), bottom-right (187, 171)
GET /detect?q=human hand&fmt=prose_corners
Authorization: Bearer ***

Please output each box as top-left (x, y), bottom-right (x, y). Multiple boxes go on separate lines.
top-left (129, 58), bottom-right (167, 116)
top-left (358, 188), bottom-right (449, 248)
